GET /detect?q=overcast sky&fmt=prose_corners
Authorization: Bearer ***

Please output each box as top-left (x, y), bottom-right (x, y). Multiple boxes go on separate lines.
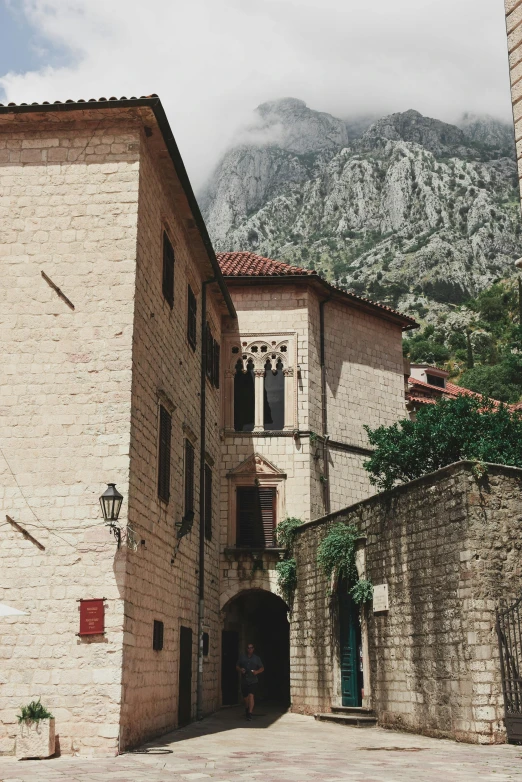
top-left (0, 0), bottom-right (514, 189)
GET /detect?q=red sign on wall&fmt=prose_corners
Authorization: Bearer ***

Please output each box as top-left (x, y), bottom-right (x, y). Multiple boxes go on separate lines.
top-left (79, 599), bottom-right (105, 636)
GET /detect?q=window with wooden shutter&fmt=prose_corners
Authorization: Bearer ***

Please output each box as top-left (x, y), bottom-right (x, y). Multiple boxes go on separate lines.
top-left (212, 340), bottom-right (220, 389)
top-left (187, 285), bottom-right (197, 350)
top-left (184, 439), bottom-right (195, 515)
top-left (236, 486), bottom-right (276, 548)
top-left (204, 463), bottom-right (212, 541)
top-left (158, 405), bottom-right (172, 503)
top-left (205, 324), bottom-right (213, 382)
top-left (162, 231), bottom-right (174, 308)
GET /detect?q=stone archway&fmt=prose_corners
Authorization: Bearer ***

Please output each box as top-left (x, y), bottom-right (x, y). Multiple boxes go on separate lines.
top-left (221, 589), bottom-right (290, 706)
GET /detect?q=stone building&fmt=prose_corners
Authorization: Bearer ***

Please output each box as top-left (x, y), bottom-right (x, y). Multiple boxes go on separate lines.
top-left (0, 96), bottom-right (234, 755)
top-left (0, 95), bottom-right (419, 755)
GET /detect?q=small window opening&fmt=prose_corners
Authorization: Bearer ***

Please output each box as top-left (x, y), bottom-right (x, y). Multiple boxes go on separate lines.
top-left (202, 632), bottom-right (209, 656)
top-left (264, 359), bottom-right (285, 431)
top-left (187, 285), bottom-right (197, 350)
top-left (162, 232), bottom-right (174, 308)
top-left (234, 359), bottom-right (255, 431)
top-left (153, 620), bottom-right (164, 651)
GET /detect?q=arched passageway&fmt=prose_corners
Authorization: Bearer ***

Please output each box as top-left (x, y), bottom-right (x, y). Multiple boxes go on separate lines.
top-left (221, 590), bottom-right (290, 706)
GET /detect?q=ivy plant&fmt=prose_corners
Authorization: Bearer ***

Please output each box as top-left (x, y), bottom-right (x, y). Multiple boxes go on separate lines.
top-left (275, 516), bottom-right (303, 605)
top-left (316, 522), bottom-right (373, 603)
top-left (275, 557), bottom-right (297, 605)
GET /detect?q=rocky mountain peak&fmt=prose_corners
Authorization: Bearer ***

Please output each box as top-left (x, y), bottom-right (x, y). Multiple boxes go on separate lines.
top-left (247, 97), bottom-right (349, 155)
top-left (361, 110), bottom-right (467, 155)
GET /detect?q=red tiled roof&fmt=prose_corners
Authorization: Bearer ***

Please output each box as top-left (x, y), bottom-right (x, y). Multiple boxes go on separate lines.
top-left (0, 95), bottom-right (159, 107)
top-left (408, 376), bottom-right (501, 406)
top-left (216, 251), bottom-right (418, 329)
top-left (217, 251), bottom-right (315, 278)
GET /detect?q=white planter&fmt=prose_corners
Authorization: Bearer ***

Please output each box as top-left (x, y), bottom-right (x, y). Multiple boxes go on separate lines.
top-left (16, 718), bottom-right (55, 759)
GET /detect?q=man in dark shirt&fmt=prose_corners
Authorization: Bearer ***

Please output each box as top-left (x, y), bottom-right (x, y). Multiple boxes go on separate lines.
top-left (236, 643), bottom-right (264, 721)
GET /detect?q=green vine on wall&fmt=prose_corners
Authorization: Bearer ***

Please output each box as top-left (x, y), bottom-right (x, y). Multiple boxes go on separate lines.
top-left (316, 522), bottom-right (373, 604)
top-left (275, 517), bottom-right (303, 606)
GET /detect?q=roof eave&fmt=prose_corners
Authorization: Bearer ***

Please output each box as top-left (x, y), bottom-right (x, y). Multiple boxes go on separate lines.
top-left (223, 273), bottom-right (418, 330)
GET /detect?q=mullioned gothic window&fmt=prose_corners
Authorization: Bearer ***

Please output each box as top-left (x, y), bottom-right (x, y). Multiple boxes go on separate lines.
top-left (224, 336), bottom-right (295, 432)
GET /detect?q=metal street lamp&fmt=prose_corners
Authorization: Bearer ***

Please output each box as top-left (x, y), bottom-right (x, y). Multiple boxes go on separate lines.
top-left (99, 484), bottom-right (124, 547)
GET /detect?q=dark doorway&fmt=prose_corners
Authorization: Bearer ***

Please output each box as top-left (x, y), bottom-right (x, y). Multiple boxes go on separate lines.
top-left (338, 579), bottom-right (362, 707)
top-left (221, 630), bottom-right (239, 705)
top-left (222, 590), bottom-right (290, 706)
top-left (178, 625), bottom-right (193, 725)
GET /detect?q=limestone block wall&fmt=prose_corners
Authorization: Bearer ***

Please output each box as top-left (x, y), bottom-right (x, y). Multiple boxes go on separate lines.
top-left (291, 462), bottom-right (522, 744)
top-left (505, 0), bottom-right (522, 204)
top-left (320, 297), bottom-right (406, 511)
top-left (0, 119), bottom-right (141, 755)
top-left (119, 136), bottom-right (223, 749)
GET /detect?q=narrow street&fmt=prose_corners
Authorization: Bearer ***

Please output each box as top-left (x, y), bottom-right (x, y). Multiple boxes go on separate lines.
top-left (0, 706), bottom-right (520, 782)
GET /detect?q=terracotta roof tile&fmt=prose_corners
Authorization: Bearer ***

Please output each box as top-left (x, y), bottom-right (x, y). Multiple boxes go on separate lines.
top-left (216, 251), bottom-right (418, 328)
top-left (408, 377), bottom-right (502, 405)
top-left (0, 95), bottom-right (159, 107)
top-left (217, 251), bottom-right (315, 278)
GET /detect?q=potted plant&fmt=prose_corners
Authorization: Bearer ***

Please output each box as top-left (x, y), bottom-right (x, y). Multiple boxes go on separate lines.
top-left (16, 700), bottom-right (55, 759)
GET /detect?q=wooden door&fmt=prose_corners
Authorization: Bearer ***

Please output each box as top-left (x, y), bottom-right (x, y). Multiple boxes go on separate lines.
top-left (221, 630), bottom-right (239, 705)
top-left (339, 582), bottom-right (361, 707)
top-left (178, 626), bottom-right (193, 725)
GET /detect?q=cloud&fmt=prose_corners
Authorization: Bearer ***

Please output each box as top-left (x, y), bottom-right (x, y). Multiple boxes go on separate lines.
top-left (0, 0), bottom-right (513, 189)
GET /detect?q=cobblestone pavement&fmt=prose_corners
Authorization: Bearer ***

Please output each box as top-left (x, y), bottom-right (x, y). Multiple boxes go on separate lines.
top-left (0, 706), bottom-right (520, 782)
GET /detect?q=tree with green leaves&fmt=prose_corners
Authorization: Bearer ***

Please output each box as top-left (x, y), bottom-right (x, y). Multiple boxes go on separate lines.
top-left (363, 394), bottom-right (522, 492)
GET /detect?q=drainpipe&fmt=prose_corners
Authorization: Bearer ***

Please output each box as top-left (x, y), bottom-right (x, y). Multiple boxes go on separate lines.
top-left (196, 277), bottom-right (215, 721)
top-left (319, 296), bottom-right (332, 514)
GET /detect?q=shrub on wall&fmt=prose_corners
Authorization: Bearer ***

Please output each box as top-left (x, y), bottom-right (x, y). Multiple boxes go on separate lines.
top-left (275, 517), bottom-right (303, 606)
top-left (364, 394), bottom-right (522, 492)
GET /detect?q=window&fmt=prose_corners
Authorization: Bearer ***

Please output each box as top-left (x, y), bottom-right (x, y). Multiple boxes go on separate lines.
top-left (187, 285), bottom-right (197, 350)
top-left (234, 359), bottom-right (255, 431)
top-left (158, 405), bottom-right (172, 503)
top-left (204, 463), bottom-right (212, 541)
top-left (212, 340), bottom-right (220, 389)
top-left (205, 324), bottom-right (213, 383)
top-left (426, 373), bottom-right (445, 388)
top-left (264, 359), bottom-right (285, 430)
top-left (202, 632), bottom-right (209, 656)
top-left (162, 231), bottom-right (174, 308)
top-left (184, 439), bottom-right (195, 515)
top-left (236, 486), bottom-right (276, 548)
top-left (153, 620), bottom-right (164, 651)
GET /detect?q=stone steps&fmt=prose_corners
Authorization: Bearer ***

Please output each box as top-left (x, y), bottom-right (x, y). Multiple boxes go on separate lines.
top-left (314, 707), bottom-right (377, 727)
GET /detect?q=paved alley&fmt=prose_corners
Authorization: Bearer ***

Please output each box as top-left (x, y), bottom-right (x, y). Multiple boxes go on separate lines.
top-left (0, 706), bottom-right (520, 782)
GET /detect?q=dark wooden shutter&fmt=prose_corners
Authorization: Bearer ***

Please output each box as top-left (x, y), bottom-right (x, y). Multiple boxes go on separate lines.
top-left (187, 285), bottom-right (197, 350)
top-left (205, 324), bottom-right (213, 382)
top-left (236, 486), bottom-right (276, 548)
top-left (184, 439), bottom-right (195, 514)
top-left (258, 487), bottom-right (276, 547)
top-left (204, 463), bottom-right (212, 540)
top-left (153, 620), bottom-right (164, 651)
top-left (213, 340), bottom-right (220, 389)
top-left (162, 231), bottom-right (174, 307)
top-left (158, 405), bottom-right (172, 502)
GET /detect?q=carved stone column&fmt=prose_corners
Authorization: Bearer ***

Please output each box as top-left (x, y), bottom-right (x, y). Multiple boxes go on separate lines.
top-left (283, 367), bottom-right (295, 430)
top-left (224, 369), bottom-right (235, 429)
top-left (254, 369), bottom-right (265, 431)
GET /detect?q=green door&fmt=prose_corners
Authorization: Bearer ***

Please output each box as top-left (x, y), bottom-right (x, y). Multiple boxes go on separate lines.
top-left (339, 581), bottom-right (361, 707)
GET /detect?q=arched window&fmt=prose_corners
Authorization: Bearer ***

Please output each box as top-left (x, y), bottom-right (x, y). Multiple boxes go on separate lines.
top-left (264, 358), bottom-right (285, 431)
top-left (234, 359), bottom-right (255, 431)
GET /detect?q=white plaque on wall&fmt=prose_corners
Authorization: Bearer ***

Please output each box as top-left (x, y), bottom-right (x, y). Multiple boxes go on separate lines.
top-left (373, 584), bottom-right (389, 612)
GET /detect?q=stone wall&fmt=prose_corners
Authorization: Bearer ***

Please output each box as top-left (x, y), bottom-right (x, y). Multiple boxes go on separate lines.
top-left (0, 117), bottom-right (141, 756)
top-left (291, 462), bottom-right (522, 743)
top-left (120, 133), bottom-right (223, 748)
top-left (505, 0), bottom-right (522, 207)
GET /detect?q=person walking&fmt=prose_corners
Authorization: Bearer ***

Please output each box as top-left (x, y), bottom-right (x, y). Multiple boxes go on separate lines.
top-left (236, 643), bottom-right (264, 721)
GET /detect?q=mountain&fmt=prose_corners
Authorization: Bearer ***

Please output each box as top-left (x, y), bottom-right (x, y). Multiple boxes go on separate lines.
top-left (200, 100), bottom-right (521, 322)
